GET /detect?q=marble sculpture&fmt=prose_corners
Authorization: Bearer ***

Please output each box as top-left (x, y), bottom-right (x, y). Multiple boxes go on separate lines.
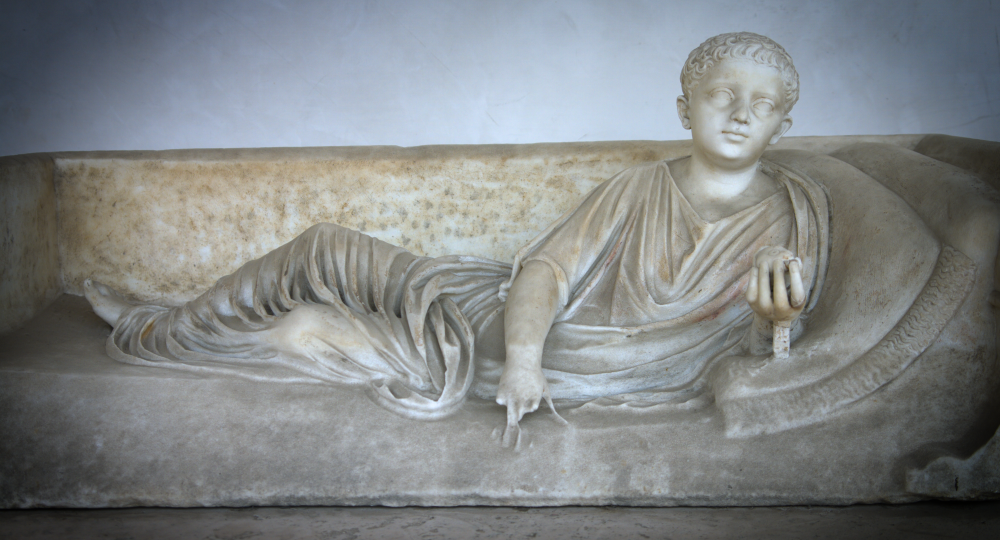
top-left (82, 32), bottom-right (982, 449)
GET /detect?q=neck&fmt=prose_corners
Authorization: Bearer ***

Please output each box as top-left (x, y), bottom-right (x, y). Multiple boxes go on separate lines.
top-left (681, 152), bottom-right (761, 202)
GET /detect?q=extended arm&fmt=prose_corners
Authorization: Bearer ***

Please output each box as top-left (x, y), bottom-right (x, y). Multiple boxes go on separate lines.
top-left (497, 260), bottom-right (561, 445)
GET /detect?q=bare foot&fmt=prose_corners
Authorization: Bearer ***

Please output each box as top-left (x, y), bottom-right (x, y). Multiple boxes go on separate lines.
top-left (83, 279), bottom-right (131, 326)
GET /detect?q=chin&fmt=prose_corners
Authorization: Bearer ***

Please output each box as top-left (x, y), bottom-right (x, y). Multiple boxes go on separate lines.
top-left (706, 147), bottom-right (760, 168)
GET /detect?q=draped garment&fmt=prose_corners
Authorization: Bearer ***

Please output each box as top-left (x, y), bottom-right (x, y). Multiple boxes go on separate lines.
top-left (106, 158), bottom-right (829, 418)
top-left (479, 159), bottom-right (829, 404)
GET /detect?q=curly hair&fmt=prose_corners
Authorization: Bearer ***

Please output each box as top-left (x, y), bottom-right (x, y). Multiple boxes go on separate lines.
top-left (681, 32), bottom-right (799, 112)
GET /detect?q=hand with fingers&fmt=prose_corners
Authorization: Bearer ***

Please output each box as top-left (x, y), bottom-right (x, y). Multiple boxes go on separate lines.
top-left (746, 246), bottom-right (807, 325)
top-left (496, 260), bottom-right (565, 448)
top-left (495, 358), bottom-right (548, 448)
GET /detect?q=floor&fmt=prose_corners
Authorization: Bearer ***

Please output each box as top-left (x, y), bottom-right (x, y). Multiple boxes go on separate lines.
top-left (2, 502), bottom-right (1000, 540)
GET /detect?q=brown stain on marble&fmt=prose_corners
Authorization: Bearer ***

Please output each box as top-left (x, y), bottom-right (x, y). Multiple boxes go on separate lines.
top-left (54, 143), bottom-right (694, 304)
top-left (42, 137), bottom-right (921, 307)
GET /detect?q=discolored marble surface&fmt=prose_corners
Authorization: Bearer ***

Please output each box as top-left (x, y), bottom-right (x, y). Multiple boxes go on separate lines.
top-left (48, 136), bottom-right (921, 306)
top-left (0, 155), bottom-right (61, 333)
top-left (0, 136), bottom-right (923, 323)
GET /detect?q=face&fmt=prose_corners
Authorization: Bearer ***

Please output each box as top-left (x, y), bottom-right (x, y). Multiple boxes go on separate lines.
top-left (677, 58), bottom-right (792, 171)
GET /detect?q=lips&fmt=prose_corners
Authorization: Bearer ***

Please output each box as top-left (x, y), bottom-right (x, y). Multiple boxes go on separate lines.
top-left (722, 130), bottom-right (749, 138)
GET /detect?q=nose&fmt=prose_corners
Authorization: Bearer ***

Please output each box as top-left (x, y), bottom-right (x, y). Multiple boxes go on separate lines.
top-left (730, 99), bottom-right (750, 124)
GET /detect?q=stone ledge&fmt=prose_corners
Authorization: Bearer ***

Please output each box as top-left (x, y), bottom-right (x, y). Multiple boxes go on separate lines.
top-left (0, 295), bottom-right (981, 509)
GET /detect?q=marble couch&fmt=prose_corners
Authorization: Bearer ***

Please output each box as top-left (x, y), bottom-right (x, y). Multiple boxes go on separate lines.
top-left (1, 134), bottom-right (998, 508)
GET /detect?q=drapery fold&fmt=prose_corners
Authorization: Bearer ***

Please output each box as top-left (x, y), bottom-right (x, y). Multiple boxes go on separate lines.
top-left (109, 223), bottom-right (510, 419)
top-left (485, 159), bottom-right (829, 403)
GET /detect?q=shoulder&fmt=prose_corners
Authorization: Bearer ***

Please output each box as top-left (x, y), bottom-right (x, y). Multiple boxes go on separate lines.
top-left (614, 160), bottom-right (670, 181)
top-left (591, 160), bottom-right (671, 199)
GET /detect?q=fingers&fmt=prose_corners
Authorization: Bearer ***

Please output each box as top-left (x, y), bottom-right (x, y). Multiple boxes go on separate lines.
top-left (750, 247), bottom-right (808, 323)
top-left (500, 396), bottom-right (538, 426)
top-left (772, 259), bottom-right (789, 313)
top-left (502, 416), bottom-right (520, 448)
top-left (788, 259), bottom-right (806, 308)
top-left (496, 363), bottom-right (552, 448)
top-left (498, 389), bottom-right (540, 429)
top-left (502, 400), bottom-right (523, 448)
top-left (746, 267), bottom-right (759, 304)
top-left (749, 254), bottom-right (807, 322)
top-left (757, 260), bottom-right (773, 314)
top-left (507, 400), bottom-right (522, 426)
top-left (502, 392), bottom-right (544, 449)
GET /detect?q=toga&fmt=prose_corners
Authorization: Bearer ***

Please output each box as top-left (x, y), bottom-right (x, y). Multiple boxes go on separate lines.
top-left (106, 158), bottom-right (829, 419)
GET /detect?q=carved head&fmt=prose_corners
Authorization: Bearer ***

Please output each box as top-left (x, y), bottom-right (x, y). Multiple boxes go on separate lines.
top-left (676, 32), bottom-right (798, 169)
top-left (680, 32), bottom-right (799, 113)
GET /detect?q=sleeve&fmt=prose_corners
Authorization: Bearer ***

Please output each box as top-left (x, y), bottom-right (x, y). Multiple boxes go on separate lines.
top-left (498, 164), bottom-right (649, 311)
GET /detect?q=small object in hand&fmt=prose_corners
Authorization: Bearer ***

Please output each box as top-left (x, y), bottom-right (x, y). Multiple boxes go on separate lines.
top-left (772, 256), bottom-right (801, 359)
top-left (773, 320), bottom-right (791, 359)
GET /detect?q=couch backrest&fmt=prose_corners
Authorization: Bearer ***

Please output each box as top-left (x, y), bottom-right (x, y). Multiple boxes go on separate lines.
top-left (0, 135), bottom-right (925, 331)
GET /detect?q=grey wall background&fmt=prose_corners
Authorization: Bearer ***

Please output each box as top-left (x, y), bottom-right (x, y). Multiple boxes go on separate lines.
top-left (2, 0), bottom-right (998, 156)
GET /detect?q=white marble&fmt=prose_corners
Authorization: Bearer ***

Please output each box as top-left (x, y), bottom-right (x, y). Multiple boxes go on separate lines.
top-left (2, 130), bottom-right (997, 506)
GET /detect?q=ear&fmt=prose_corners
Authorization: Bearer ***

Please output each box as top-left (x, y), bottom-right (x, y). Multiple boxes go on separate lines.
top-left (676, 96), bottom-right (691, 130)
top-left (768, 115), bottom-right (793, 145)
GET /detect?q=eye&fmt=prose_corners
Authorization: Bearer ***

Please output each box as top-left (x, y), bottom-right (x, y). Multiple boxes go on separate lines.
top-left (753, 99), bottom-right (775, 114)
top-left (709, 88), bottom-right (734, 102)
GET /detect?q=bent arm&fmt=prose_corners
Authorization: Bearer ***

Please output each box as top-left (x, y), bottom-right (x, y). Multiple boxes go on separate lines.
top-left (497, 260), bottom-right (561, 426)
